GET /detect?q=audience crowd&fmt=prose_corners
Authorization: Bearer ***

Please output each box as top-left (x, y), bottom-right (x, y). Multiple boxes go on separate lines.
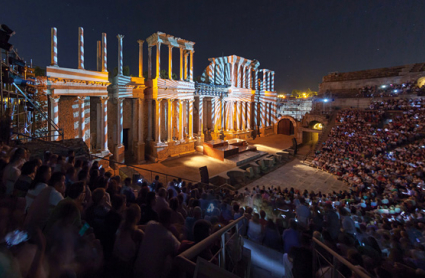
top-left (1, 97), bottom-right (425, 278)
top-left (357, 82), bottom-right (425, 98)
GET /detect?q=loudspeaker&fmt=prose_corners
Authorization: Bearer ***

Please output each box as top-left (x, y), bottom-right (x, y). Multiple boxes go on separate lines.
top-left (292, 138), bottom-right (298, 155)
top-left (199, 166), bottom-right (209, 184)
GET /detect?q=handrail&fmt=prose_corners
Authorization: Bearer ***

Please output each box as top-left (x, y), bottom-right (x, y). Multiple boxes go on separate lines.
top-left (312, 238), bottom-right (370, 278)
top-left (175, 216), bottom-right (245, 276)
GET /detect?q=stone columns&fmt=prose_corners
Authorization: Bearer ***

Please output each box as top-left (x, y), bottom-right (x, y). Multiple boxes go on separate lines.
top-left (168, 45), bottom-right (173, 80)
top-left (220, 97), bottom-right (224, 130)
top-left (262, 70), bottom-right (267, 91)
top-left (138, 40), bottom-right (144, 78)
top-left (254, 69), bottom-right (258, 90)
top-left (189, 50), bottom-right (194, 82)
top-left (261, 102), bottom-right (266, 127)
top-left (237, 66), bottom-right (241, 88)
top-left (116, 98), bottom-right (124, 156)
top-left (51, 27), bottom-right (58, 66)
top-left (156, 43), bottom-right (161, 79)
top-left (117, 35), bottom-right (124, 76)
top-left (188, 99), bottom-right (194, 139)
top-left (167, 99), bottom-right (173, 142)
top-left (148, 47), bottom-right (152, 79)
top-left (78, 27), bottom-right (84, 69)
top-left (48, 95), bottom-right (60, 141)
top-left (242, 66), bottom-right (246, 88)
top-left (179, 47), bottom-right (184, 80)
top-left (248, 67), bottom-right (252, 89)
top-left (247, 102), bottom-right (251, 130)
top-left (147, 99), bottom-right (152, 141)
top-left (198, 96), bottom-right (204, 138)
top-left (178, 100), bottom-right (184, 141)
top-left (254, 102), bottom-right (259, 129)
top-left (97, 41), bottom-right (101, 71)
top-left (77, 96), bottom-right (85, 139)
top-left (100, 97), bottom-right (108, 152)
top-left (101, 33), bottom-right (107, 72)
top-left (184, 51), bottom-right (189, 81)
top-left (155, 99), bottom-right (162, 142)
top-left (242, 101), bottom-right (246, 130)
top-left (236, 101), bottom-right (241, 131)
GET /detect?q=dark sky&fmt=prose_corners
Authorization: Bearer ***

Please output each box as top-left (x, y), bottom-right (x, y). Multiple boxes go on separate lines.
top-left (2, 0), bottom-right (425, 93)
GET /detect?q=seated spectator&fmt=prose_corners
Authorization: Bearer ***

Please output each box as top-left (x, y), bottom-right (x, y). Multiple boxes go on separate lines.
top-left (186, 206), bottom-right (202, 241)
top-left (282, 219), bottom-right (300, 254)
top-left (3, 148), bottom-right (26, 195)
top-left (154, 187), bottom-right (169, 214)
top-left (139, 191), bottom-right (159, 224)
top-left (25, 165), bottom-right (51, 211)
top-left (13, 160), bottom-right (37, 198)
top-left (121, 177), bottom-right (135, 205)
top-left (263, 219), bottom-right (282, 251)
top-left (134, 208), bottom-right (180, 278)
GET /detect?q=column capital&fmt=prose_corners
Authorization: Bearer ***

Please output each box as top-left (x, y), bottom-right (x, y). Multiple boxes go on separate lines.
top-left (100, 96), bottom-right (109, 103)
top-left (168, 98), bottom-right (175, 103)
top-left (117, 34), bottom-right (124, 40)
top-left (50, 95), bottom-right (60, 101)
top-left (77, 96), bottom-right (86, 103)
top-left (137, 39), bottom-right (144, 45)
top-left (168, 44), bottom-right (173, 49)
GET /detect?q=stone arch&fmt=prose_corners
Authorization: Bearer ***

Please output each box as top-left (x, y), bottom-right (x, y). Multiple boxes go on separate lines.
top-left (274, 115), bottom-right (297, 135)
top-left (418, 76), bottom-right (425, 88)
top-left (308, 120), bottom-right (324, 130)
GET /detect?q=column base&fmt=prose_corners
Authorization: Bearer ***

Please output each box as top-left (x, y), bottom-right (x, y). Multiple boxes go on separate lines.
top-left (114, 144), bottom-right (125, 165)
top-left (134, 142), bottom-right (145, 164)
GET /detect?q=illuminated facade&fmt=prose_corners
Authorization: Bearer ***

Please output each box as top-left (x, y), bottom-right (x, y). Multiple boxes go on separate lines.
top-left (38, 28), bottom-right (278, 166)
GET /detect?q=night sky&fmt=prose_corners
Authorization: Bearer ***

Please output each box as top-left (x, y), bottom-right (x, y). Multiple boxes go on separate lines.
top-left (2, 0), bottom-right (425, 93)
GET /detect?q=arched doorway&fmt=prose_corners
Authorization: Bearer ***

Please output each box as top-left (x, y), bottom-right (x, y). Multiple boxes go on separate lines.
top-left (278, 119), bottom-right (294, 135)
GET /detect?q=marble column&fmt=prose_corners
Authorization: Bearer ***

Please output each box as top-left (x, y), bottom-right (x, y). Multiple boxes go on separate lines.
top-left (262, 70), bottom-right (267, 91)
top-left (115, 98), bottom-right (124, 164)
top-left (242, 66), bottom-right (246, 88)
top-left (148, 47), bottom-right (152, 79)
top-left (220, 97), bottom-right (224, 130)
top-left (147, 99), bottom-right (152, 141)
top-left (179, 47), bottom-right (184, 80)
top-left (117, 35), bottom-right (124, 76)
top-left (246, 101), bottom-right (251, 130)
top-left (254, 69), bottom-right (258, 90)
top-left (51, 27), bottom-right (58, 66)
top-left (184, 51), bottom-right (189, 81)
top-left (188, 99), bottom-right (194, 139)
top-left (167, 99), bottom-right (173, 142)
top-left (77, 96), bottom-right (85, 139)
top-left (198, 96), bottom-right (204, 137)
top-left (242, 101), bottom-right (246, 130)
top-left (168, 45), bottom-right (173, 80)
top-left (237, 66), bottom-right (241, 88)
top-left (155, 99), bottom-right (162, 142)
top-left (101, 33), bottom-right (107, 72)
top-left (138, 40), bottom-right (144, 78)
top-left (48, 95), bottom-right (60, 141)
top-left (261, 102), bottom-right (266, 127)
top-left (271, 71), bottom-right (275, 91)
top-left (189, 50), bottom-right (194, 82)
top-left (178, 100), bottom-right (184, 141)
top-left (78, 27), bottom-right (84, 69)
top-left (97, 41), bottom-right (101, 71)
top-left (100, 97), bottom-right (108, 152)
top-left (248, 67), bottom-right (252, 89)
top-left (236, 101), bottom-right (241, 131)
top-left (156, 43), bottom-right (161, 79)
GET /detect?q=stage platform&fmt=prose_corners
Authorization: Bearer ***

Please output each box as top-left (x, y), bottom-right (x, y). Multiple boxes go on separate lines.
top-left (203, 139), bottom-right (263, 166)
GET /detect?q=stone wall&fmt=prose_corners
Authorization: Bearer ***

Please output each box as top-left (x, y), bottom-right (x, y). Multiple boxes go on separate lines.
top-left (59, 96), bottom-right (78, 140)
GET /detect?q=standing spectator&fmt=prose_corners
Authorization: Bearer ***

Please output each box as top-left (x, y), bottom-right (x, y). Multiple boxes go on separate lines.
top-left (13, 160), bottom-right (37, 197)
top-left (282, 219), bottom-right (300, 254)
top-left (26, 165), bottom-right (51, 211)
top-left (3, 148), bottom-right (26, 195)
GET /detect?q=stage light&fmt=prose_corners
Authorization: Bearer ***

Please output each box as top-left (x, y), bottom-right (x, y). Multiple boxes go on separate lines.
top-left (324, 99), bottom-right (328, 102)
top-left (381, 85), bottom-right (386, 88)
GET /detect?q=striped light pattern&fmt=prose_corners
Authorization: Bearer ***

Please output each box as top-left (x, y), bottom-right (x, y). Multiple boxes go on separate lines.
top-left (167, 99), bottom-right (173, 141)
top-left (102, 33), bottom-right (107, 72)
top-left (97, 41), bottom-right (101, 71)
top-left (271, 71), bottom-right (275, 91)
top-left (189, 50), bottom-right (194, 82)
top-left (78, 27), bottom-right (84, 69)
top-left (188, 99), bottom-right (194, 139)
top-left (246, 102), bottom-right (251, 130)
top-left (100, 97), bottom-right (108, 151)
top-left (241, 101), bottom-right (246, 130)
top-left (236, 101), bottom-right (241, 130)
top-left (117, 35), bottom-right (124, 76)
top-left (50, 96), bottom-right (60, 140)
top-left (51, 27), bottom-right (58, 66)
top-left (198, 96), bottom-right (204, 135)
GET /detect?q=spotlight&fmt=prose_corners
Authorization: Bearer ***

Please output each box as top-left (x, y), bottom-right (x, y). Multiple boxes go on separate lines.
top-left (324, 99), bottom-right (328, 102)
top-left (381, 85), bottom-right (386, 88)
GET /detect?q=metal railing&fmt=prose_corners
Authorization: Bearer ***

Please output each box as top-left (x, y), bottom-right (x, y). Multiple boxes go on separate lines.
top-left (12, 130), bottom-right (64, 142)
top-left (175, 216), bottom-right (245, 277)
top-left (312, 238), bottom-right (370, 278)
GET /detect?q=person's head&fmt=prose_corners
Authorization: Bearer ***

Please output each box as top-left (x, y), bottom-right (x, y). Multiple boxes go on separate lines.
top-left (44, 151), bottom-right (52, 164)
top-left (30, 165), bottom-right (51, 189)
top-left (78, 170), bottom-right (89, 182)
top-left (252, 213), bottom-right (260, 224)
top-left (111, 194), bottom-right (126, 213)
top-left (124, 177), bottom-right (131, 187)
top-left (92, 188), bottom-right (106, 206)
top-left (169, 197), bottom-right (179, 211)
top-left (67, 156), bottom-right (75, 165)
top-left (123, 204), bottom-right (141, 229)
top-left (193, 220), bottom-right (212, 243)
top-left (233, 203), bottom-right (240, 213)
top-left (67, 150), bottom-right (75, 157)
top-left (146, 192), bottom-right (156, 207)
top-left (66, 181), bottom-right (85, 200)
top-left (66, 166), bottom-right (76, 181)
top-left (289, 218), bottom-right (297, 230)
top-left (21, 161), bottom-right (37, 179)
top-left (260, 210), bottom-right (266, 219)
top-left (193, 206), bottom-right (202, 220)
top-left (158, 188), bottom-right (167, 198)
top-left (159, 208), bottom-right (173, 228)
top-left (10, 148), bottom-right (26, 164)
top-left (49, 172), bottom-right (66, 195)
top-left (74, 159), bottom-right (82, 169)
top-left (155, 175), bottom-right (159, 181)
